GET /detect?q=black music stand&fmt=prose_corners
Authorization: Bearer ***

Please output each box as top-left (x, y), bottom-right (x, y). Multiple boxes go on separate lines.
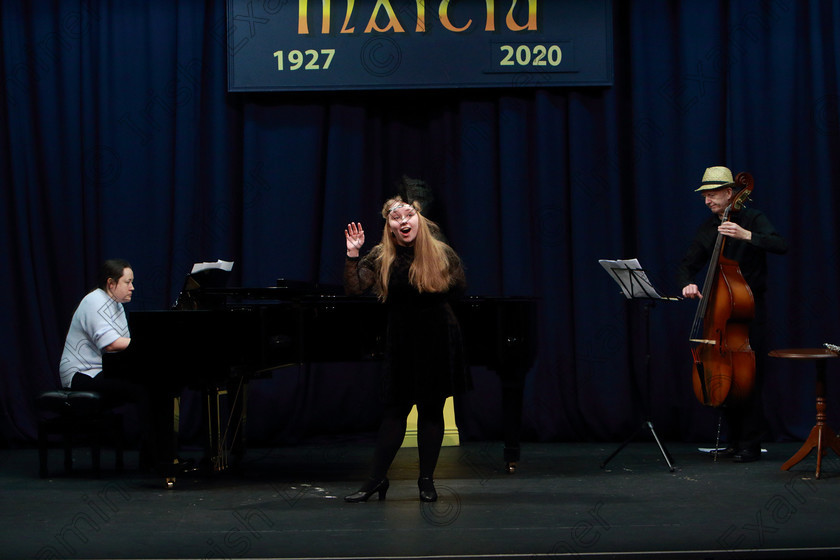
top-left (598, 259), bottom-right (679, 472)
top-left (173, 260), bottom-right (234, 310)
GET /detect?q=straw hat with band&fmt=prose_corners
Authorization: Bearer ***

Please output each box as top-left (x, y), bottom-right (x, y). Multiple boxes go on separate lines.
top-left (695, 166), bottom-right (735, 192)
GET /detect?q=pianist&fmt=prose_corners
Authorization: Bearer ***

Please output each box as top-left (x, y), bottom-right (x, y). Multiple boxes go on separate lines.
top-left (343, 193), bottom-right (468, 503)
top-left (58, 259), bottom-right (155, 469)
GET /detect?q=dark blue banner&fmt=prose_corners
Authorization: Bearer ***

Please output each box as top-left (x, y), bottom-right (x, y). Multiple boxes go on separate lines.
top-left (227, 0), bottom-right (613, 91)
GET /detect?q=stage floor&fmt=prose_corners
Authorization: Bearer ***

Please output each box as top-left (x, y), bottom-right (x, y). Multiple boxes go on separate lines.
top-left (3, 439), bottom-right (840, 560)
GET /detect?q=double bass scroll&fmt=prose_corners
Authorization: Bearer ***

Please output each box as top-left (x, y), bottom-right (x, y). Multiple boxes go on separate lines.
top-left (688, 172), bottom-right (756, 407)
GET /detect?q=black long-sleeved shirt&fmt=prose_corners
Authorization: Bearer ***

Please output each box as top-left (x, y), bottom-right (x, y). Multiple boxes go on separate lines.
top-left (676, 207), bottom-right (788, 298)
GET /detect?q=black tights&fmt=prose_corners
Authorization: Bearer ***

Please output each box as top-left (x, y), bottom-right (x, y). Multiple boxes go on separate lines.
top-left (367, 397), bottom-right (447, 482)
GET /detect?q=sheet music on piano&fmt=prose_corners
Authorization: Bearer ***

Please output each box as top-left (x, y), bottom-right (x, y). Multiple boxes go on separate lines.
top-left (190, 259), bottom-right (234, 274)
top-left (174, 259), bottom-right (235, 309)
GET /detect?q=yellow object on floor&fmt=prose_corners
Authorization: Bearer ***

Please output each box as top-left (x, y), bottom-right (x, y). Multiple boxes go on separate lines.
top-left (401, 396), bottom-right (460, 447)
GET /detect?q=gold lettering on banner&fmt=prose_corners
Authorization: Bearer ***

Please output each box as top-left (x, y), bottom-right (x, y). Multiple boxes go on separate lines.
top-left (298, 0), bottom-right (539, 35)
top-left (506, 0), bottom-right (536, 31)
top-left (440, 0), bottom-right (471, 32)
top-left (484, 0), bottom-right (496, 31)
top-left (415, 0), bottom-right (426, 32)
top-left (323, 0), bottom-right (331, 32)
top-left (341, 0), bottom-right (356, 33)
top-left (364, 0), bottom-right (406, 33)
top-left (297, 0), bottom-right (310, 33)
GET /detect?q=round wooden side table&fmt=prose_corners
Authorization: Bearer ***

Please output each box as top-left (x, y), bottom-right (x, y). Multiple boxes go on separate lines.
top-left (769, 348), bottom-right (840, 479)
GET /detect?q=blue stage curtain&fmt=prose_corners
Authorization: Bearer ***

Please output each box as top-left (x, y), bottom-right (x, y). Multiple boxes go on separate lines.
top-left (2, 0), bottom-right (839, 448)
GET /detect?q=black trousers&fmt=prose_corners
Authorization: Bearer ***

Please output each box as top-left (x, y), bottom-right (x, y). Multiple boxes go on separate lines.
top-left (70, 372), bottom-right (172, 467)
top-left (723, 299), bottom-right (768, 451)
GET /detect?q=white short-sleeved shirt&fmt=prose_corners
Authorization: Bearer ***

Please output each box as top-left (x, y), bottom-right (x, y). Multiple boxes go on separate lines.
top-left (59, 288), bottom-right (130, 387)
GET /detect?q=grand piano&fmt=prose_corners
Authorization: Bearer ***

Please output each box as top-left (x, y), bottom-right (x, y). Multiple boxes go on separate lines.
top-left (104, 279), bottom-right (537, 483)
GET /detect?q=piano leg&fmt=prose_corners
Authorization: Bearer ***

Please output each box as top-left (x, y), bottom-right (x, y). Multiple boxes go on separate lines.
top-left (501, 373), bottom-right (526, 474)
top-left (165, 396), bottom-right (180, 488)
top-left (230, 378), bottom-right (248, 468)
top-left (205, 387), bottom-right (224, 473)
top-left (141, 392), bottom-right (183, 488)
top-left (157, 395), bottom-right (199, 489)
top-left (486, 298), bottom-right (536, 474)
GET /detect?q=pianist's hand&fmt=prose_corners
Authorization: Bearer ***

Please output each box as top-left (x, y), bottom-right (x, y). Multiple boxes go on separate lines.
top-left (346, 222), bottom-right (365, 257)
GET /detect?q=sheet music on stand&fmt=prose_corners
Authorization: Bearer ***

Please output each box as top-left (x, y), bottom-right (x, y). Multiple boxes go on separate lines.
top-left (190, 259), bottom-right (234, 275)
top-left (173, 259), bottom-right (235, 309)
top-left (598, 258), bottom-right (678, 301)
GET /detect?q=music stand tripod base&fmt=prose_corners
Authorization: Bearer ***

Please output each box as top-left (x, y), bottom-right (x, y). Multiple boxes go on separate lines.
top-left (600, 419), bottom-right (675, 472)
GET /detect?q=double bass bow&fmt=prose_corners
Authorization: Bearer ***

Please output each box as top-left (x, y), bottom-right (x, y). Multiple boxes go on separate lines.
top-left (688, 172), bottom-right (756, 407)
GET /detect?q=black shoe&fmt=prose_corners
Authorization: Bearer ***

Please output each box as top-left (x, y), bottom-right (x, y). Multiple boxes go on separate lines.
top-left (418, 477), bottom-right (438, 502)
top-left (733, 448), bottom-right (761, 463)
top-left (345, 478), bottom-right (389, 503)
top-left (710, 447), bottom-right (736, 459)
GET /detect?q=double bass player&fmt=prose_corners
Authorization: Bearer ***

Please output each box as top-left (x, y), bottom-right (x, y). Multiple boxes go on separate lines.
top-left (677, 166), bottom-right (788, 463)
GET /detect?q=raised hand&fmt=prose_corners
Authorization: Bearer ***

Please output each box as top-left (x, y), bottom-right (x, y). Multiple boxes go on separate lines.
top-left (345, 222), bottom-right (365, 257)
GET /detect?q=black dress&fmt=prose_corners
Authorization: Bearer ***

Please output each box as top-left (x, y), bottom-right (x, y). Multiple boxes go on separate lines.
top-left (344, 244), bottom-right (469, 406)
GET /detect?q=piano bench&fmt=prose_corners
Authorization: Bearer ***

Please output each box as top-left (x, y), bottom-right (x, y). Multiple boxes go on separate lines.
top-left (36, 390), bottom-right (124, 478)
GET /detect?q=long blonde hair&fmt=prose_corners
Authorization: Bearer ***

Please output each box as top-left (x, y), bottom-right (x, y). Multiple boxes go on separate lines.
top-left (374, 196), bottom-right (454, 301)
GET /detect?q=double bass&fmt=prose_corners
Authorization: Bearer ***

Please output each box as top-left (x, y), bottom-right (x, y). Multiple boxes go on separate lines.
top-left (688, 172), bottom-right (756, 407)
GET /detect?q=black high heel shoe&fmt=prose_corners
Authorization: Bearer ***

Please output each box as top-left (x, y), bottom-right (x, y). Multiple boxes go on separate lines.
top-left (344, 477), bottom-right (389, 503)
top-left (418, 477), bottom-right (437, 502)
